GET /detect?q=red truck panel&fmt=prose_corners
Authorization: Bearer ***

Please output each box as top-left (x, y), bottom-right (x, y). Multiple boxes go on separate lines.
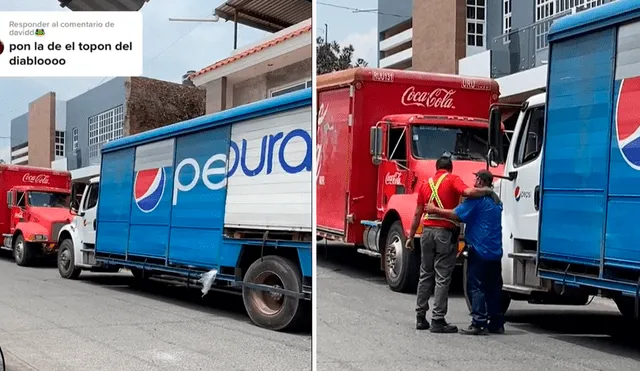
top-left (0, 164), bottom-right (71, 236)
top-left (316, 88), bottom-right (352, 235)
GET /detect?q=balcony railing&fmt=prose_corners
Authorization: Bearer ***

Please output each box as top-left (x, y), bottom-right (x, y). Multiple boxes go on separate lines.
top-left (490, 10), bottom-right (573, 79)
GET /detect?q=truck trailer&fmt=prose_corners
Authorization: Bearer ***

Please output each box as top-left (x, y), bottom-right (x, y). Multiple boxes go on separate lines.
top-left (316, 67), bottom-right (504, 293)
top-left (486, 0), bottom-right (640, 318)
top-left (57, 89), bottom-right (312, 331)
top-left (0, 164), bottom-right (72, 266)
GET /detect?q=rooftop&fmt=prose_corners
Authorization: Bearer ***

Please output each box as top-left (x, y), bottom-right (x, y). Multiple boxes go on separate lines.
top-left (215, 0), bottom-right (312, 33)
top-left (57, 0), bottom-right (150, 11)
top-left (189, 23), bottom-right (311, 80)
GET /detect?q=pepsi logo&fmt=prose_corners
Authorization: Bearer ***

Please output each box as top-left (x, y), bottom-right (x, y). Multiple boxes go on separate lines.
top-left (134, 168), bottom-right (166, 213)
top-left (514, 186), bottom-right (521, 201)
top-left (615, 77), bottom-right (640, 170)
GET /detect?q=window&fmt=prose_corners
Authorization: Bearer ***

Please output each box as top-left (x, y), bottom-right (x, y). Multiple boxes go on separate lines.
top-left (411, 126), bottom-right (489, 162)
top-left (514, 106), bottom-right (545, 167)
top-left (503, 0), bottom-right (512, 43)
top-left (466, 0), bottom-right (485, 47)
top-left (55, 130), bottom-right (65, 157)
top-left (387, 127), bottom-right (407, 166)
top-left (16, 192), bottom-right (25, 208)
top-left (535, 0), bottom-right (611, 50)
top-left (270, 80), bottom-right (312, 98)
top-left (88, 105), bottom-right (124, 160)
top-left (72, 127), bottom-right (79, 154)
top-left (83, 183), bottom-right (99, 210)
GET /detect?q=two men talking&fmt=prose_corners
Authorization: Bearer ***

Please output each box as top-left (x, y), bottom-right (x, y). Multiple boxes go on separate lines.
top-left (406, 155), bottom-right (505, 335)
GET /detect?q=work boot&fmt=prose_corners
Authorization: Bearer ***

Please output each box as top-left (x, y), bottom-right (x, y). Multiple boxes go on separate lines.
top-left (459, 324), bottom-right (489, 335)
top-left (416, 315), bottom-right (430, 330)
top-left (488, 326), bottom-right (505, 334)
top-left (429, 318), bottom-right (458, 333)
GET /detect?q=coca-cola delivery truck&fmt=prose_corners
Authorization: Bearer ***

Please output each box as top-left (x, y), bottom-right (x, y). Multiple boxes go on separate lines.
top-left (316, 67), bottom-right (504, 293)
top-left (0, 164), bottom-right (72, 266)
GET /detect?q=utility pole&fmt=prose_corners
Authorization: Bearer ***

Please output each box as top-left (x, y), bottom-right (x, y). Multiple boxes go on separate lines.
top-left (324, 23), bottom-right (328, 43)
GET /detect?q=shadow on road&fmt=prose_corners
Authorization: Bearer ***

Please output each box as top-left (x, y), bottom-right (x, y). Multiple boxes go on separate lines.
top-left (78, 273), bottom-right (311, 334)
top-left (318, 242), bottom-right (640, 358)
top-left (317, 242), bottom-right (465, 294)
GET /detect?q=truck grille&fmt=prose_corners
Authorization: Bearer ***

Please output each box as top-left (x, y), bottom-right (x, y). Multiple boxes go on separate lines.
top-left (52, 222), bottom-right (65, 241)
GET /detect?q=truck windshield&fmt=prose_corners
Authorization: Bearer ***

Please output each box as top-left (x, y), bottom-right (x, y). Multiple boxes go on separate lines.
top-left (411, 125), bottom-right (489, 162)
top-left (28, 192), bottom-right (70, 208)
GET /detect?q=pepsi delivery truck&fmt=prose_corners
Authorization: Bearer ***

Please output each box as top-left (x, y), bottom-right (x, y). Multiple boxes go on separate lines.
top-left (59, 89), bottom-right (312, 332)
top-left (487, 0), bottom-right (640, 319)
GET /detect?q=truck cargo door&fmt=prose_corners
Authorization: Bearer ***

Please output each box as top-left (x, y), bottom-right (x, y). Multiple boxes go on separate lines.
top-left (316, 88), bottom-right (352, 235)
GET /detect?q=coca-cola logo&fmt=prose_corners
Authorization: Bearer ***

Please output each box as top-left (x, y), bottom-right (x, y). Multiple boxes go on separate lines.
top-left (401, 87), bottom-right (455, 109)
top-left (384, 172), bottom-right (403, 185)
top-left (22, 173), bottom-right (50, 185)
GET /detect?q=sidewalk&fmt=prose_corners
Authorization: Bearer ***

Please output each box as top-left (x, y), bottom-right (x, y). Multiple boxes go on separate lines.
top-left (2, 348), bottom-right (38, 371)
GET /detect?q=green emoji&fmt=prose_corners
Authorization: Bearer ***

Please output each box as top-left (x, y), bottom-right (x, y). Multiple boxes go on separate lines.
top-left (35, 29), bottom-right (45, 36)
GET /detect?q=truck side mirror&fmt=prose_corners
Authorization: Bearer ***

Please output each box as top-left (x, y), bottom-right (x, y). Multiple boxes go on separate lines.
top-left (370, 127), bottom-right (383, 165)
top-left (487, 107), bottom-right (503, 168)
top-left (6, 191), bottom-right (12, 209)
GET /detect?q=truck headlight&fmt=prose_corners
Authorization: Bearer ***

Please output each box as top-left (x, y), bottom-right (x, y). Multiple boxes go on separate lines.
top-left (34, 234), bottom-right (46, 241)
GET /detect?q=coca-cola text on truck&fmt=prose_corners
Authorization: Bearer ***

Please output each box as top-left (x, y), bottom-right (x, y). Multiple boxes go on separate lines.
top-left (316, 68), bottom-right (504, 293)
top-left (0, 164), bottom-right (72, 266)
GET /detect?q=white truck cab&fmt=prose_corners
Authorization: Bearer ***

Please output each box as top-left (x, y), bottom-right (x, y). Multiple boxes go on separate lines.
top-left (57, 177), bottom-right (118, 278)
top-left (486, 93), bottom-right (590, 311)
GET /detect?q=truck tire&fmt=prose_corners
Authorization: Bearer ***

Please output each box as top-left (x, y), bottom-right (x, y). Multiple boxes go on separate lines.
top-left (383, 221), bottom-right (419, 293)
top-left (614, 297), bottom-right (638, 319)
top-left (462, 258), bottom-right (511, 314)
top-left (13, 234), bottom-right (34, 267)
top-left (242, 255), bottom-right (306, 332)
top-left (57, 239), bottom-right (81, 279)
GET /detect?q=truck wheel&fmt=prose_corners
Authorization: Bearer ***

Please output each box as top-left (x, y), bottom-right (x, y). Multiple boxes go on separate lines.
top-left (383, 221), bottom-right (419, 293)
top-left (242, 255), bottom-right (306, 331)
top-left (614, 297), bottom-right (638, 319)
top-left (463, 258), bottom-right (511, 314)
top-left (13, 234), bottom-right (34, 267)
top-left (58, 239), bottom-right (81, 279)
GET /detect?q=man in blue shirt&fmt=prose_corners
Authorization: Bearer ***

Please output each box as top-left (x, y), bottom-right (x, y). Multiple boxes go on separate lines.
top-left (425, 170), bottom-right (504, 335)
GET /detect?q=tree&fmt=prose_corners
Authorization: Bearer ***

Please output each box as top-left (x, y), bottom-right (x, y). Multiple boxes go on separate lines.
top-left (316, 37), bottom-right (368, 75)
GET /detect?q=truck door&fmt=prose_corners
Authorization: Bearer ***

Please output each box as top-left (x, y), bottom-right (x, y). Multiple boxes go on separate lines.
top-left (79, 183), bottom-right (99, 245)
top-left (377, 124), bottom-right (410, 211)
top-left (11, 191), bottom-right (26, 230)
top-left (502, 105), bottom-right (545, 241)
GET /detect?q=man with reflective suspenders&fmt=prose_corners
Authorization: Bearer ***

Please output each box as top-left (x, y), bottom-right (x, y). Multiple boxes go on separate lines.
top-left (406, 155), bottom-right (493, 332)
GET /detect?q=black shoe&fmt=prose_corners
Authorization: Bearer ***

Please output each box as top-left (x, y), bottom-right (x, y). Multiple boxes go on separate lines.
top-left (416, 316), bottom-right (430, 330)
top-left (429, 319), bottom-right (458, 333)
top-left (488, 326), bottom-right (505, 334)
top-left (459, 324), bottom-right (489, 335)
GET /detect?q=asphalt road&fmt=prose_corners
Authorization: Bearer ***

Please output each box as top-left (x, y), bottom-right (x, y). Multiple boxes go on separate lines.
top-left (0, 254), bottom-right (311, 371)
top-left (317, 244), bottom-right (640, 371)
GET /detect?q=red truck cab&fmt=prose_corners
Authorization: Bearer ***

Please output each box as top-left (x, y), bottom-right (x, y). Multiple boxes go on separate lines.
top-left (0, 164), bottom-right (72, 266)
top-left (316, 67), bottom-right (505, 292)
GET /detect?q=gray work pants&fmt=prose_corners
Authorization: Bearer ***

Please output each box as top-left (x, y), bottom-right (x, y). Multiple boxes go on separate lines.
top-left (415, 227), bottom-right (457, 320)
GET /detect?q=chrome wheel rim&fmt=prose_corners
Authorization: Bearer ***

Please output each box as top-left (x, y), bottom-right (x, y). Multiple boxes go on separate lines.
top-left (15, 241), bottom-right (23, 262)
top-left (386, 234), bottom-right (403, 279)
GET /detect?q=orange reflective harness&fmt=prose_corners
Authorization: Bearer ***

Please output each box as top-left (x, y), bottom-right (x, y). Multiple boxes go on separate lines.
top-left (423, 173), bottom-right (460, 227)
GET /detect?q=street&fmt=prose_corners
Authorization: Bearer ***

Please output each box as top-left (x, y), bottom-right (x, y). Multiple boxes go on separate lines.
top-left (0, 255), bottom-right (311, 371)
top-left (317, 244), bottom-right (640, 371)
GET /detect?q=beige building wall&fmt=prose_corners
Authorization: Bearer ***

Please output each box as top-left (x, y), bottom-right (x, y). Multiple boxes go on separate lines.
top-left (27, 92), bottom-right (56, 168)
top-left (204, 58), bottom-right (312, 114)
top-left (412, 0), bottom-right (466, 74)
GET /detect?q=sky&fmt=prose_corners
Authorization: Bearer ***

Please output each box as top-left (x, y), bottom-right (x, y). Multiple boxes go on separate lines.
top-left (0, 0), bottom-right (270, 162)
top-left (316, 0), bottom-right (379, 67)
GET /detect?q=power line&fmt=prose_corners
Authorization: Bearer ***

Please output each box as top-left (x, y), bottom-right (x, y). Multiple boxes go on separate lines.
top-left (316, 1), bottom-right (410, 18)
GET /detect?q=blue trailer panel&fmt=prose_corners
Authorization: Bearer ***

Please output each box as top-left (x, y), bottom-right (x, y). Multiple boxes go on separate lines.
top-left (539, 0), bottom-right (640, 295)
